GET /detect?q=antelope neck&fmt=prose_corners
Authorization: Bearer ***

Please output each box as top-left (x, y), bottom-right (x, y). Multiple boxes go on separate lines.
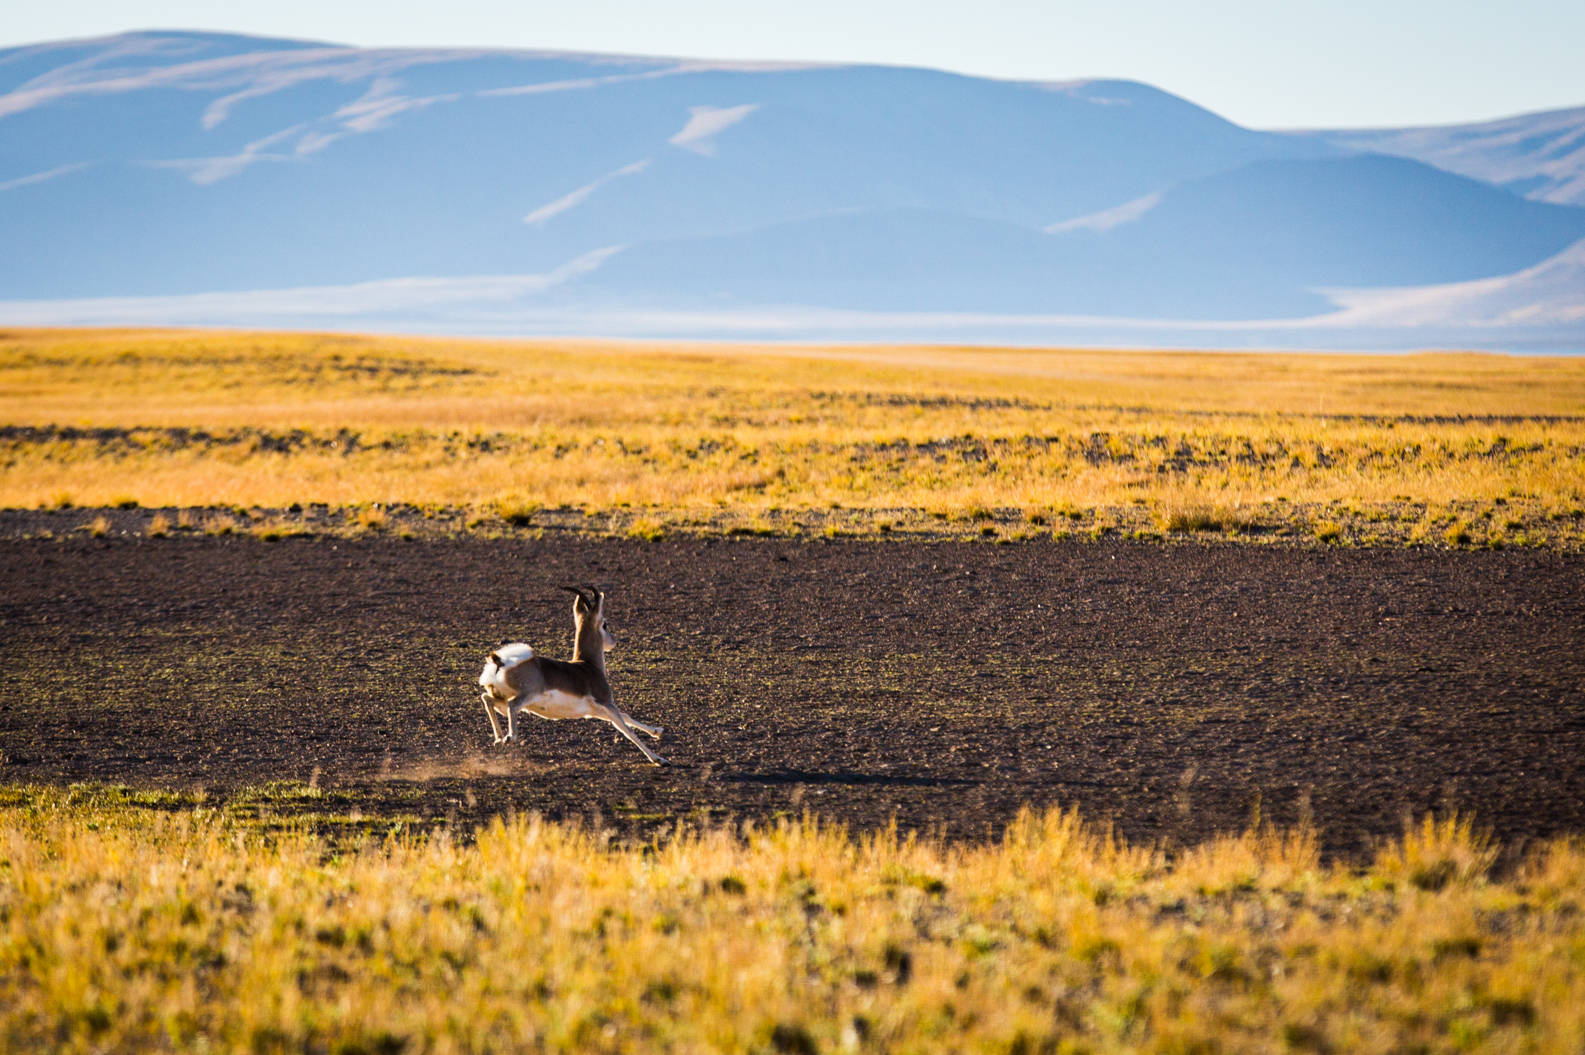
top-left (571, 619), bottom-right (605, 670)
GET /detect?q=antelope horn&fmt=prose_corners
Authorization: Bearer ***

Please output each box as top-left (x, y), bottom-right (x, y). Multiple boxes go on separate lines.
top-left (559, 584), bottom-right (592, 606)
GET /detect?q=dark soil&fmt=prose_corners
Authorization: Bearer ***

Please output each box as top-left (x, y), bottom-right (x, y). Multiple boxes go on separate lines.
top-left (2, 534), bottom-right (1582, 861)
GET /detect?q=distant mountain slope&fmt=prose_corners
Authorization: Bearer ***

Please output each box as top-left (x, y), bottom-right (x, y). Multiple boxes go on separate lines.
top-left (1068, 154), bottom-right (1585, 289)
top-left (0, 28), bottom-right (327, 95)
top-left (579, 155), bottom-right (1585, 318)
top-left (1, 30), bottom-right (1582, 347)
top-left (1323, 237), bottom-right (1585, 328)
top-left (1307, 106), bottom-right (1585, 206)
top-left (0, 31), bottom-right (1327, 301)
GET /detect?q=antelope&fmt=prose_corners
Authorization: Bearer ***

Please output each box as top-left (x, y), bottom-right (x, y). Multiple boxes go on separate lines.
top-left (477, 586), bottom-right (667, 765)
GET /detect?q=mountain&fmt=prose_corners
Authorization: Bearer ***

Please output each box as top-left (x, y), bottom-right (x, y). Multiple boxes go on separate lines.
top-left (583, 155), bottom-right (1585, 320)
top-left (1, 30), bottom-right (1582, 349)
top-left (1322, 238), bottom-right (1585, 328)
top-left (0, 31), bottom-right (1326, 298)
top-left (1307, 106), bottom-right (1585, 206)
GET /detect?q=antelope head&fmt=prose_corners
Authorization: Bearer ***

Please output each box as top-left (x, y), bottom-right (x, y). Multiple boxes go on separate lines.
top-left (562, 585), bottom-right (616, 653)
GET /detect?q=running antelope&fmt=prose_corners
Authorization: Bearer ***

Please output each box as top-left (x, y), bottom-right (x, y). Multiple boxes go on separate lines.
top-left (477, 586), bottom-right (667, 765)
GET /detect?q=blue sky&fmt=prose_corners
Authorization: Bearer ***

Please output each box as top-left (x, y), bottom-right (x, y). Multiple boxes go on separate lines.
top-left (4, 0), bottom-right (1582, 129)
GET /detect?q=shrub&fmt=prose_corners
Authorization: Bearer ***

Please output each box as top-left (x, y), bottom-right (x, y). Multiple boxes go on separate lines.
top-left (627, 517), bottom-right (666, 541)
top-left (1166, 507), bottom-right (1222, 533)
top-left (493, 495), bottom-right (539, 526)
top-left (253, 521), bottom-right (308, 542)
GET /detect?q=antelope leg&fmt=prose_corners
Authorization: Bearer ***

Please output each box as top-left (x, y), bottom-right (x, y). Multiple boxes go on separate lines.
top-left (599, 705), bottom-right (668, 766)
top-left (480, 692), bottom-right (506, 744)
top-left (620, 711), bottom-right (664, 740)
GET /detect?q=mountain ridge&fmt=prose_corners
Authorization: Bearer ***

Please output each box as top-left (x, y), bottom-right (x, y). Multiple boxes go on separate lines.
top-left (2, 30), bottom-right (1582, 349)
top-left (1303, 105), bottom-right (1585, 206)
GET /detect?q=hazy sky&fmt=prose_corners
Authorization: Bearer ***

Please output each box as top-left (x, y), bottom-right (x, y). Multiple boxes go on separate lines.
top-left (5, 0), bottom-right (1582, 129)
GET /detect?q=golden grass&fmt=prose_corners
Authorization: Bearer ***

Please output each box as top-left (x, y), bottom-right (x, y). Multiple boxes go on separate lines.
top-left (201, 512), bottom-right (240, 536)
top-left (3, 328), bottom-right (1583, 544)
top-left (2, 785), bottom-right (1582, 1053)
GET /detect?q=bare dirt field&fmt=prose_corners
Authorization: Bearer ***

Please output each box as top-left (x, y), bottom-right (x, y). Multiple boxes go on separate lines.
top-left (2, 532), bottom-right (1582, 861)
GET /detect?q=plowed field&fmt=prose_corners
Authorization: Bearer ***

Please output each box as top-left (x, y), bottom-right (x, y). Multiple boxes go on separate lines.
top-left (3, 534), bottom-right (1581, 861)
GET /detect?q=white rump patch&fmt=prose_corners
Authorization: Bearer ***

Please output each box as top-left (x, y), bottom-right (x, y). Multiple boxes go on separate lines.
top-left (492, 642), bottom-right (535, 667)
top-left (479, 642), bottom-right (534, 693)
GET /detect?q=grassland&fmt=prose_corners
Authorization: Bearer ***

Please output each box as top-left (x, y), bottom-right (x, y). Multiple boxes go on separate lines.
top-left (3, 328), bottom-right (1583, 546)
top-left (3, 785), bottom-right (1582, 1054)
top-left (6, 330), bottom-right (1584, 1052)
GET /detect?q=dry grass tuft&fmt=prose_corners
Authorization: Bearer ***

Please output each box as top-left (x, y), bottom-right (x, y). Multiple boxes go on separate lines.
top-left (201, 513), bottom-right (239, 536)
top-left (492, 493), bottom-right (540, 526)
top-left (626, 516), bottom-right (666, 541)
top-left (1375, 813), bottom-right (1498, 891)
top-left (1164, 506), bottom-right (1223, 533)
top-left (251, 518), bottom-right (309, 541)
top-left (351, 504), bottom-right (389, 533)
